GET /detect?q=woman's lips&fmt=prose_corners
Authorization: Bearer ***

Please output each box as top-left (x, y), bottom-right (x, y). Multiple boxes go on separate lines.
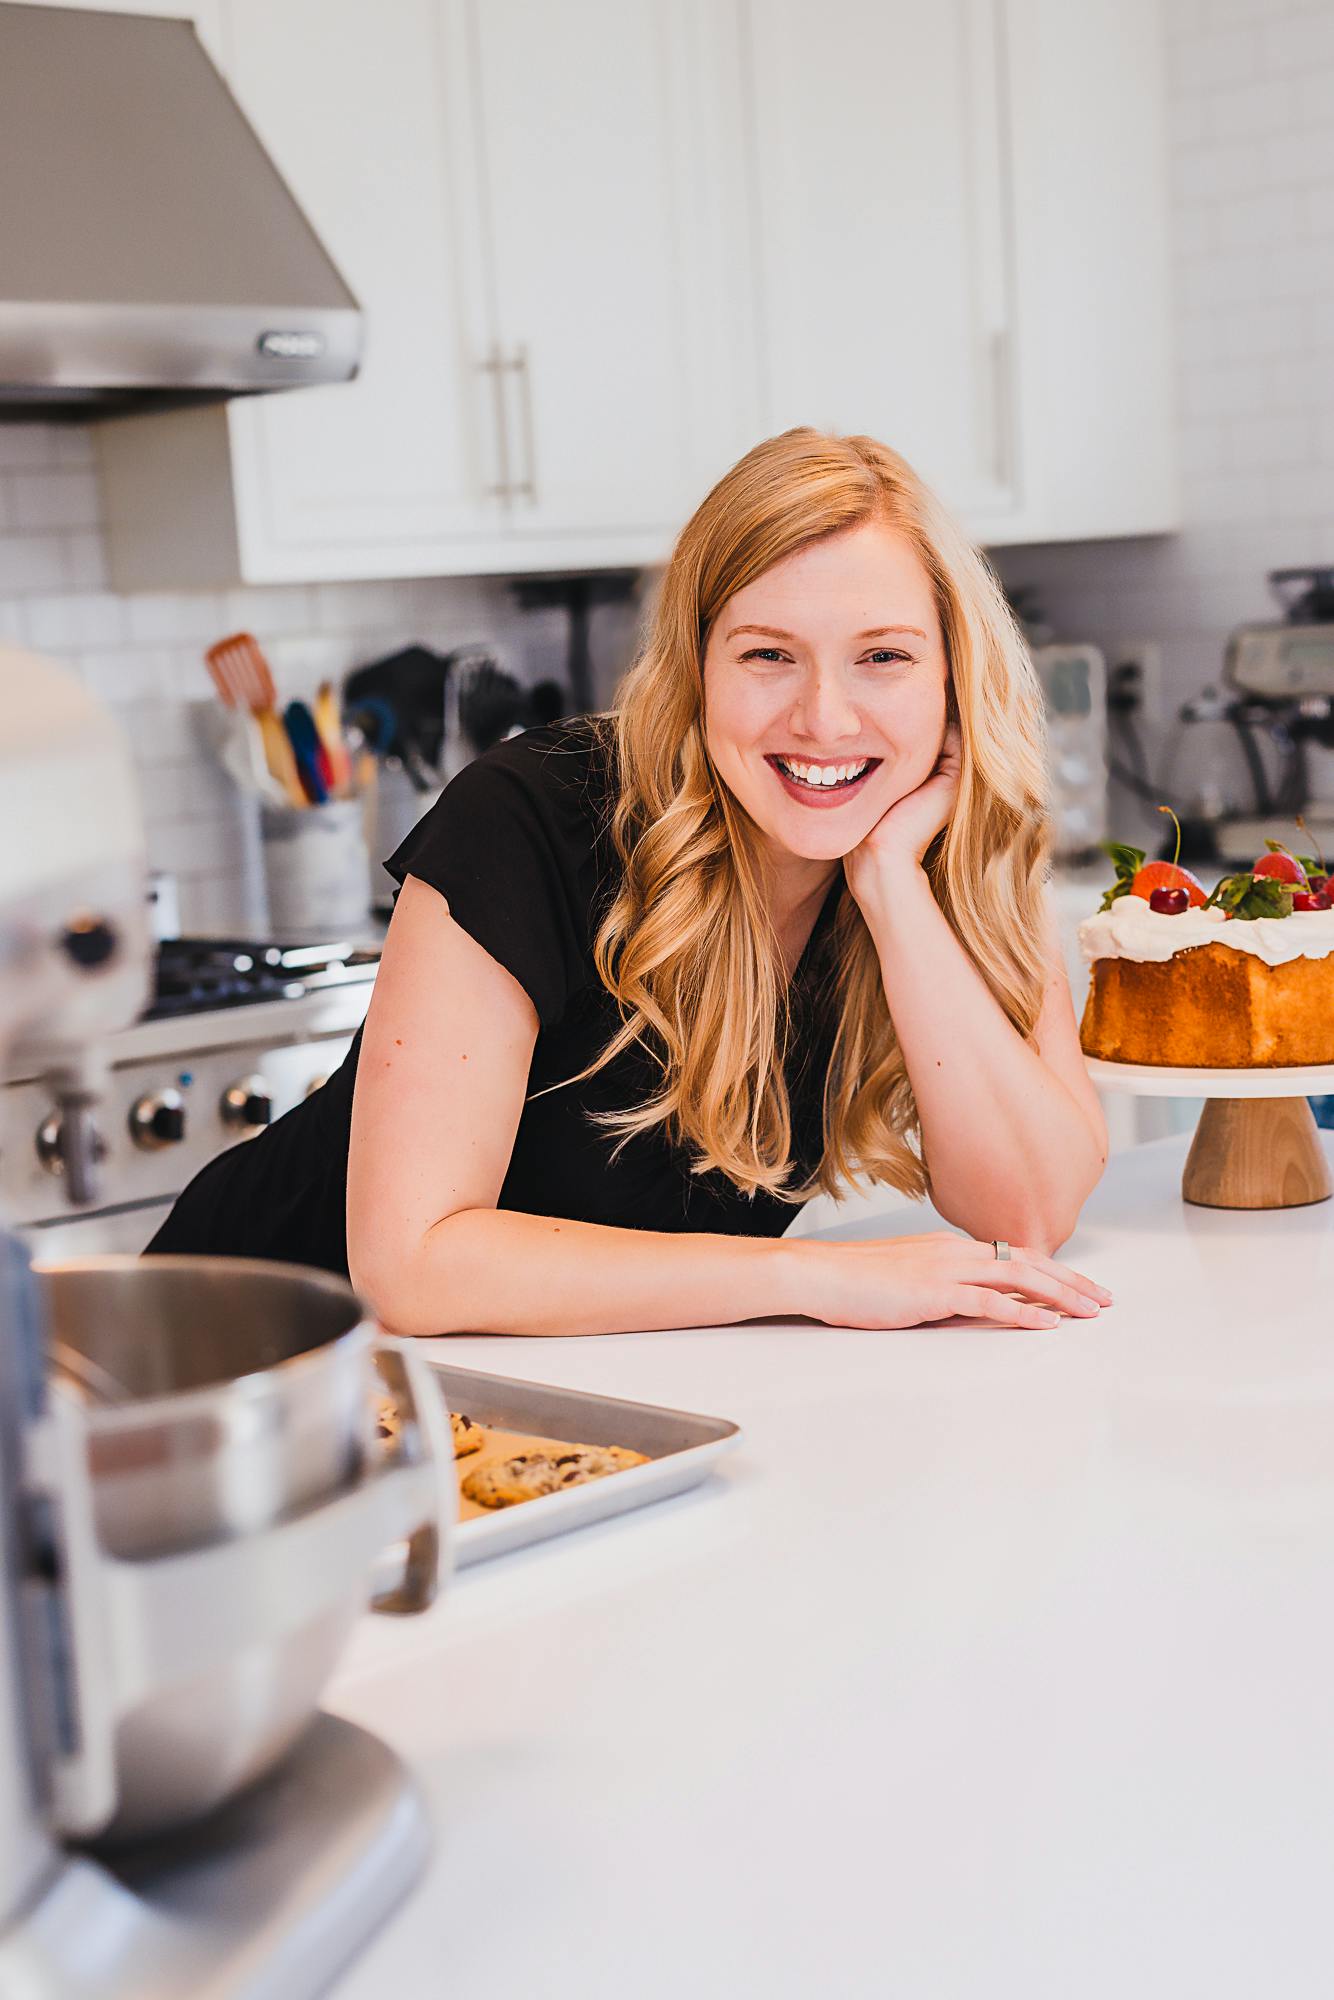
top-left (765, 755), bottom-right (881, 809)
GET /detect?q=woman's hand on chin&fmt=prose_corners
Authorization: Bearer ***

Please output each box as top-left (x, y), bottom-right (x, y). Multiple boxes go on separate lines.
top-left (843, 722), bottom-right (961, 911)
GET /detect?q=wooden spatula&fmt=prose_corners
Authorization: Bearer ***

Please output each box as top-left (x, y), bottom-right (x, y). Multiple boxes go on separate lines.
top-left (204, 631), bottom-right (278, 710)
top-left (204, 632), bottom-right (305, 806)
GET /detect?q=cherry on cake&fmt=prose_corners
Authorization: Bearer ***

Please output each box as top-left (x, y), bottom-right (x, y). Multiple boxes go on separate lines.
top-left (1078, 837), bottom-right (1334, 1068)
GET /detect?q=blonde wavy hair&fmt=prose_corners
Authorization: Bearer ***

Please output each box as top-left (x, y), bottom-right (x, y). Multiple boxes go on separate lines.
top-left (582, 426), bottom-right (1052, 1204)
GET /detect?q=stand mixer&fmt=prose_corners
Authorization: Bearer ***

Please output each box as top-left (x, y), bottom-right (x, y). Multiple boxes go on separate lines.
top-left (0, 646), bottom-right (450, 1995)
top-left (1165, 568), bottom-right (1334, 867)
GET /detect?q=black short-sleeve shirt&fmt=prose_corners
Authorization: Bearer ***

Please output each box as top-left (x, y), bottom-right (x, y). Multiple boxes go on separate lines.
top-left (147, 719), bottom-right (843, 1279)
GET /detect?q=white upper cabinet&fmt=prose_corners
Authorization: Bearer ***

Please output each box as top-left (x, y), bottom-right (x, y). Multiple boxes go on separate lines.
top-left (740, 0), bottom-right (1176, 546)
top-left (745, 0), bottom-right (1016, 524)
top-left (98, 0), bottom-right (759, 586)
top-left (460, 0), bottom-right (757, 550)
top-left (220, 0), bottom-right (500, 568)
top-left (91, 0), bottom-right (1174, 586)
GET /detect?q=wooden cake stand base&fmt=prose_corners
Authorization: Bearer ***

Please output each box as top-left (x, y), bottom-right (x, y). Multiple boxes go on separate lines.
top-left (1085, 1059), bottom-right (1334, 1211)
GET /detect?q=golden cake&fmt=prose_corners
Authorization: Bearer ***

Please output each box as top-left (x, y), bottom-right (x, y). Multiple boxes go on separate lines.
top-left (1079, 894), bottom-right (1334, 1067)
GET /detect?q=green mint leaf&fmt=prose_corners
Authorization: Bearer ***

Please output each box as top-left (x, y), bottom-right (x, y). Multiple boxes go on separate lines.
top-left (1205, 873), bottom-right (1249, 911)
top-left (1296, 852), bottom-right (1320, 876)
top-left (1098, 878), bottom-right (1136, 912)
top-left (1219, 875), bottom-right (1294, 921)
top-left (1099, 841), bottom-right (1145, 879)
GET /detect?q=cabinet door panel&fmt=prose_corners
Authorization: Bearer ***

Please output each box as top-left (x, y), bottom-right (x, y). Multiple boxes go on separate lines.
top-left (465, 0), bottom-right (740, 540)
top-left (745, 0), bottom-right (1016, 522)
top-left (220, 0), bottom-right (501, 571)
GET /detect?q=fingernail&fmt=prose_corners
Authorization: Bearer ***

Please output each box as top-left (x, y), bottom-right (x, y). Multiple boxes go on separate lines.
top-left (1077, 1301), bottom-right (1099, 1317)
top-left (1039, 1312), bottom-right (1060, 1328)
top-left (1097, 1290), bottom-right (1113, 1304)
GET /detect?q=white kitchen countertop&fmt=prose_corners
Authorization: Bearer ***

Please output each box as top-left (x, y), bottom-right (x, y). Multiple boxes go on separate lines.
top-left (324, 1134), bottom-right (1334, 1999)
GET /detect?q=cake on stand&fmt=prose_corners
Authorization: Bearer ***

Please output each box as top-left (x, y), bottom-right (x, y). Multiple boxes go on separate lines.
top-left (1086, 1058), bottom-right (1334, 1210)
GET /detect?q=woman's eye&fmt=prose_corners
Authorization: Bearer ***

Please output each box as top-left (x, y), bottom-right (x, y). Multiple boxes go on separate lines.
top-left (738, 647), bottom-right (912, 666)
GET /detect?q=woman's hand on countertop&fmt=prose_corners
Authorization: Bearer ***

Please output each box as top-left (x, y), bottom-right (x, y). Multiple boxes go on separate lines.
top-left (783, 1229), bottom-right (1112, 1332)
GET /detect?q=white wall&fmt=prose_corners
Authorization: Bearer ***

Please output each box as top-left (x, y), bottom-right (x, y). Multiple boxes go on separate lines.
top-left (991, 0), bottom-right (1334, 844)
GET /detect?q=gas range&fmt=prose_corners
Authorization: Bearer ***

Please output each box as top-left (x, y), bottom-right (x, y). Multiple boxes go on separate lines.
top-left (148, 935), bottom-right (381, 1020)
top-left (1, 935), bottom-right (380, 1256)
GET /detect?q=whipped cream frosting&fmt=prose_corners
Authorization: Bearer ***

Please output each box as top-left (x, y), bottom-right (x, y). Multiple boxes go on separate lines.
top-left (1079, 893), bottom-right (1334, 967)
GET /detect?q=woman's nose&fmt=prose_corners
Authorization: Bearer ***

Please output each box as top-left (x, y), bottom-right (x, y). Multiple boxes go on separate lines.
top-left (790, 668), bottom-right (861, 746)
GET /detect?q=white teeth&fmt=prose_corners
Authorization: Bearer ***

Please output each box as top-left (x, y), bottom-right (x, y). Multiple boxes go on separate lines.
top-left (775, 757), bottom-right (870, 789)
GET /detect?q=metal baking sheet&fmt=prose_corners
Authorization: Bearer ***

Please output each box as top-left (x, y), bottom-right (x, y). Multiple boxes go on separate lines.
top-left (416, 1360), bottom-right (741, 1567)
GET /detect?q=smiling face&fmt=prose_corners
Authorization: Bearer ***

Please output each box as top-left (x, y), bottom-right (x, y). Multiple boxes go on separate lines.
top-left (701, 518), bottom-right (950, 880)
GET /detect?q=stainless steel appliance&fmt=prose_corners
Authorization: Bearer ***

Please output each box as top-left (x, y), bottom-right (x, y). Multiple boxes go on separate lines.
top-left (0, 644), bottom-right (448, 1995)
top-left (0, 4), bottom-right (360, 414)
top-left (1032, 643), bottom-right (1108, 862)
top-left (1169, 568), bottom-right (1334, 867)
top-left (2, 936), bottom-right (378, 1259)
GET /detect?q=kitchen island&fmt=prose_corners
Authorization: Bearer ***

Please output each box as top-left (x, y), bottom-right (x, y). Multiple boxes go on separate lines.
top-left (328, 1133), bottom-right (1334, 1998)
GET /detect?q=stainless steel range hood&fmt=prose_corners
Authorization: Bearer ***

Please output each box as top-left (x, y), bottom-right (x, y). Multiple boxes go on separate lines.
top-left (0, 4), bottom-right (361, 419)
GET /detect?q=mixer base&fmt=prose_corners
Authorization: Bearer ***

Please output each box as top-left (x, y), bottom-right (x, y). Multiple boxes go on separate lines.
top-left (0, 1713), bottom-right (429, 1997)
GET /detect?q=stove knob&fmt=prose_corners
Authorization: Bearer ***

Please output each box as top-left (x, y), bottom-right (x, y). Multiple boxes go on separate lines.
top-left (36, 1112), bottom-right (109, 1177)
top-left (58, 914), bottom-right (118, 970)
top-left (128, 1087), bottom-right (187, 1151)
top-left (221, 1075), bottom-right (273, 1135)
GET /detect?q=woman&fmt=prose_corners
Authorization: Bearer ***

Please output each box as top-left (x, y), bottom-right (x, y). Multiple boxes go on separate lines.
top-left (149, 428), bottom-right (1110, 1337)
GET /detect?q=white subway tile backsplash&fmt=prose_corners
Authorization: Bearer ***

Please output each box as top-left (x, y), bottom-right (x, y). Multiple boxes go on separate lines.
top-left (1172, 139), bottom-right (1266, 205)
top-left (77, 647), bottom-right (173, 704)
top-left (221, 584), bottom-right (313, 637)
top-left (1263, 10), bottom-right (1334, 74)
top-left (1207, 77), bottom-right (1296, 143)
top-left (7, 470), bottom-right (101, 531)
top-left (1258, 122), bottom-right (1334, 191)
top-left (26, 591), bottom-right (128, 652)
top-left (1227, 410), bottom-right (1314, 469)
top-left (146, 815), bottom-right (245, 877)
top-left (0, 536), bottom-right (69, 595)
top-left (0, 426), bottom-right (56, 471)
top-left (63, 530), bottom-right (107, 590)
top-left (1173, 22), bottom-right (1261, 93)
top-left (49, 429), bottom-right (94, 468)
top-left (1271, 462), bottom-right (1334, 520)
top-left (125, 590), bottom-right (230, 646)
top-left (1213, 187), bottom-right (1303, 251)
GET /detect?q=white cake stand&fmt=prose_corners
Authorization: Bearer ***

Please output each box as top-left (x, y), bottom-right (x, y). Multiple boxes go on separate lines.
top-left (1086, 1058), bottom-right (1334, 1210)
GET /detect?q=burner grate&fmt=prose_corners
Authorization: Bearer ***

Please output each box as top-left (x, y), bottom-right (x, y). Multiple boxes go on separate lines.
top-left (145, 937), bottom-right (377, 1021)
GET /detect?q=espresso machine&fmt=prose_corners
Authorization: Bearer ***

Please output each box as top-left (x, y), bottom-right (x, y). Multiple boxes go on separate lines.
top-left (1168, 568), bottom-right (1334, 866)
top-left (0, 646), bottom-right (451, 1995)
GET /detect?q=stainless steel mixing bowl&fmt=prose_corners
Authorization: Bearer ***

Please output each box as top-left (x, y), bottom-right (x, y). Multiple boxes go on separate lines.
top-left (42, 1255), bottom-right (374, 1560)
top-left (36, 1255), bottom-right (446, 1845)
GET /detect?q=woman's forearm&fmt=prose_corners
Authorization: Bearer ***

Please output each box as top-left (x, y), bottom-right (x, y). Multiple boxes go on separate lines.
top-left (359, 1206), bottom-right (805, 1338)
top-left (861, 863), bottom-right (1103, 1251)
top-left (356, 1204), bottom-right (1112, 1340)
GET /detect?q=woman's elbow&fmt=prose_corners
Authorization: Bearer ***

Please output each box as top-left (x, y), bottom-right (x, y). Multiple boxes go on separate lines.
top-left (349, 1235), bottom-right (438, 1338)
top-left (348, 1211), bottom-right (488, 1338)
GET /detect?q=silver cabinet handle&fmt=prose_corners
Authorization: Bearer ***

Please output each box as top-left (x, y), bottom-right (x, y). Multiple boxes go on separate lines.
top-left (477, 343), bottom-right (512, 502)
top-left (506, 345), bottom-right (537, 503)
top-left (989, 327), bottom-right (1011, 490)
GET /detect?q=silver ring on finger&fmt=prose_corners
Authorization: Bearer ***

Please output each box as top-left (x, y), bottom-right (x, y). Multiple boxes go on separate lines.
top-left (993, 1239), bottom-right (1011, 1262)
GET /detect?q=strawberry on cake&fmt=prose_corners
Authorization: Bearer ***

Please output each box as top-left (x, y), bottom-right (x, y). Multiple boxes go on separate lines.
top-left (1078, 822), bottom-right (1334, 1069)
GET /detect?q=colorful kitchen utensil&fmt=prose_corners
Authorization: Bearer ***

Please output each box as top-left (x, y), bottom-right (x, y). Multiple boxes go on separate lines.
top-left (283, 700), bottom-right (330, 805)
